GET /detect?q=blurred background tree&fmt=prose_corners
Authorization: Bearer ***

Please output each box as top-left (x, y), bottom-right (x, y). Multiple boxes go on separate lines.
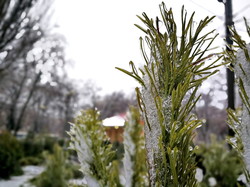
top-left (0, 0), bottom-right (81, 136)
top-left (195, 70), bottom-right (229, 142)
top-left (94, 91), bottom-right (136, 119)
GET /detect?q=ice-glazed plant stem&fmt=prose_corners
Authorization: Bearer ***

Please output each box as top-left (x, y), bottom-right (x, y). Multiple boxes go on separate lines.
top-left (226, 19), bottom-right (250, 185)
top-left (69, 121), bottom-right (100, 186)
top-left (123, 107), bottom-right (148, 187)
top-left (68, 109), bottom-right (121, 187)
top-left (235, 44), bottom-right (250, 175)
top-left (117, 2), bottom-right (222, 186)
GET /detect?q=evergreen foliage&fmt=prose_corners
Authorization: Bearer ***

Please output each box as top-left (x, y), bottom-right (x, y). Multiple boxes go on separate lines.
top-left (30, 144), bottom-right (72, 187)
top-left (195, 135), bottom-right (244, 187)
top-left (68, 109), bottom-right (122, 187)
top-left (21, 134), bottom-right (63, 157)
top-left (117, 2), bottom-right (222, 186)
top-left (0, 131), bottom-right (23, 179)
top-left (3, 2), bottom-right (250, 186)
top-left (123, 107), bottom-right (148, 186)
top-left (226, 18), bottom-right (250, 185)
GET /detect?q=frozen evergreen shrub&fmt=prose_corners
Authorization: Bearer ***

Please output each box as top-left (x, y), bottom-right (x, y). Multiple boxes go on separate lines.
top-left (195, 135), bottom-right (244, 187)
top-left (30, 144), bottom-right (71, 187)
top-left (20, 134), bottom-right (60, 158)
top-left (69, 107), bottom-right (148, 186)
top-left (68, 109), bottom-right (122, 187)
top-left (117, 2), bottom-right (222, 186)
top-left (123, 107), bottom-right (148, 186)
top-left (0, 131), bottom-right (23, 179)
top-left (227, 18), bottom-right (250, 184)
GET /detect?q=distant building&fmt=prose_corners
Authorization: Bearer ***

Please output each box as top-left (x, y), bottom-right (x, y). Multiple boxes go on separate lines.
top-left (102, 113), bottom-right (126, 143)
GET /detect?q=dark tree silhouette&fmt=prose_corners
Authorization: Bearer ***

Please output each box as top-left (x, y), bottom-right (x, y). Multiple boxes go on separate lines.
top-left (95, 92), bottom-right (136, 119)
top-left (0, 0), bottom-right (53, 78)
top-left (2, 34), bottom-right (67, 134)
top-left (0, 0), bottom-right (37, 75)
top-left (0, 0), bottom-right (35, 51)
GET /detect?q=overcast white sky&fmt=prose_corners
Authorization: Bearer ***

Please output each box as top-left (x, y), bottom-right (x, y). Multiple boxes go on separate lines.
top-left (54, 0), bottom-right (250, 95)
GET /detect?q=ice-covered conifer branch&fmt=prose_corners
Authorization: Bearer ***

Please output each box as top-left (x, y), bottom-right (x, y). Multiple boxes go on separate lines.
top-left (68, 109), bottom-right (121, 187)
top-left (226, 20), bottom-right (250, 185)
top-left (117, 2), bottom-right (221, 186)
top-left (123, 107), bottom-right (148, 187)
top-left (231, 44), bottom-right (250, 185)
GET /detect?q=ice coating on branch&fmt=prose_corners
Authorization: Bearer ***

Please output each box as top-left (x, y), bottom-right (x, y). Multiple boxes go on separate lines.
top-left (68, 123), bottom-right (100, 187)
top-left (141, 72), bottom-right (172, 186)
top-left (162, 97), bottom-right (172, 131)
top-left (123, 108), bottom-right (147, 186)
top-left (84, 176), bottom-right (100, 187)
top-left (235, 43), bottom-right (250, 176)
top-left (141, 81), bottom-right (160, 185)
top-left (123, 111), bottom-right (136, 187)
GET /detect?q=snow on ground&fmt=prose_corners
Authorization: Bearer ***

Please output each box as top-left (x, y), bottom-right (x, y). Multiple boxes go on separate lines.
top-left (0, 166), bottom-right (44, 187)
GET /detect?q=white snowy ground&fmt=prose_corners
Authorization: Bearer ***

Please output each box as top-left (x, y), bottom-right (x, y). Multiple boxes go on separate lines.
top-left (0, 166), bottom-right (245, 186)
top-left (0, 165), bottom-right (85, 187)
top-left (0, 166), bottom-right (44, 187)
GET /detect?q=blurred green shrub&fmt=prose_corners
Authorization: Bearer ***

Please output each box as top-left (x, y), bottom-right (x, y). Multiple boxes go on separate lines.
top-left (43, 136), bottom-right (62, 153)
top-left (21, 133), bottom-right (67, 158)
top-left (195, 135), bottom-right (244, 187)
top-left (30, 144), bottom-right (72, 187)
top-left (21, 135), bottom-right (44, 158)
top-left (112, 141), bottom-right (124, 161)
top-left (0, 131), bottom-right (24, 179)
top-left (19, 156), bottom-right (43, 166)
top-left (68, 109), bottom-right (122, 186)
top-left (66, 163), bottom-right (83, 179)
